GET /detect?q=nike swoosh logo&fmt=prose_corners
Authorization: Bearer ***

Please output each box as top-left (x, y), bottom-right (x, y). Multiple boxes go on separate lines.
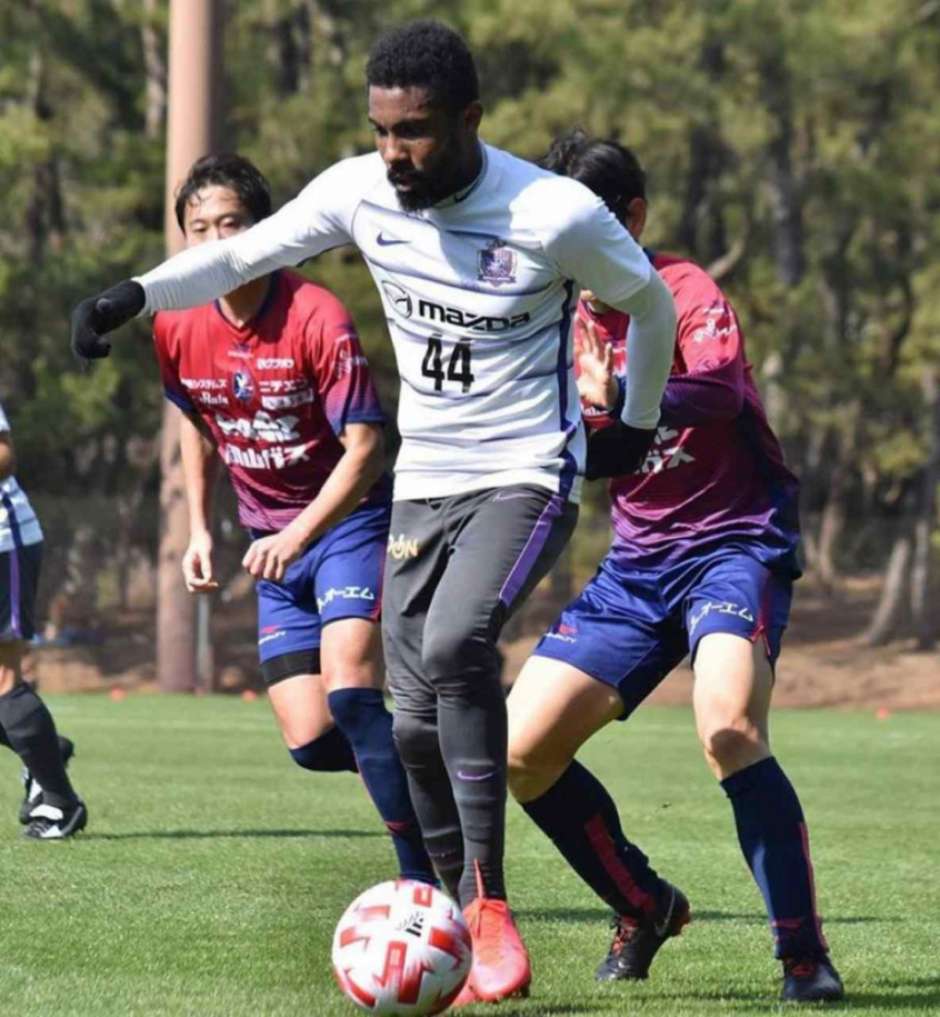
top-left (653, 886), bottom-right (676, 937)
top-left (492, 492), bottom-right (533, 502)
top-left (456, 770), bottom-right (497, 782)
top-left (377, 233), bottom-right (409, 247)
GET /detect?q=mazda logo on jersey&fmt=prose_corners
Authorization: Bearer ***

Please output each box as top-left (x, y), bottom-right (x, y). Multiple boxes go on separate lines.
top-left (382, 281), bottom-right (413, 318)
top-left (232, 370), bottom-right (255, 402)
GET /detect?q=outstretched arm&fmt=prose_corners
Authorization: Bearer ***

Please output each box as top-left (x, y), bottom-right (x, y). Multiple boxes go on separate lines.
top-left (70, 160), bottom-right (359, 361)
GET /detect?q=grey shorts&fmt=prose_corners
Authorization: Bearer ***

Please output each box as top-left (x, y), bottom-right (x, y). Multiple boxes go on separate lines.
top-left (382, 485), bottom-right (578, 716)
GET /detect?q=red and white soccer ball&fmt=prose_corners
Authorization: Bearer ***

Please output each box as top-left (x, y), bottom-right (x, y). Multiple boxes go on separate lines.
top-left (332, 880), bottom-right (472, 1016)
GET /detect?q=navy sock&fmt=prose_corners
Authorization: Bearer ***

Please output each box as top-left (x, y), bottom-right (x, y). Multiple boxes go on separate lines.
top-left (0, 684), bottom-right (76, 808)
top-left (522, 760), bottom-right (661, 919)
top-left (328, 688), bottom-right (435, 884)
top-left (722, 756), bottom-right (828, 959)
top-left (289, 727), bottom-right (357, 773)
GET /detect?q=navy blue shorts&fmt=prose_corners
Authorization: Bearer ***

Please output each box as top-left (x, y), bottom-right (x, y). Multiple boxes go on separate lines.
top-left (0, 541), bottom-right (42, 642)
top-left (533, 548), bottom-right (792, 718)
top-left (255, 501), bottom-right (389, 671)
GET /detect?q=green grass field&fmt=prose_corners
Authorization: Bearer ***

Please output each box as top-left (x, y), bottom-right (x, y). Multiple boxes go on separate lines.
top-left (0, 696), bottom-right (937, 1017)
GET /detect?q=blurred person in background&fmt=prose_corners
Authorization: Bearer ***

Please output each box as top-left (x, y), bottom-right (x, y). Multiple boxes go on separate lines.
top-left (0, 400), bottom-right (85, 839)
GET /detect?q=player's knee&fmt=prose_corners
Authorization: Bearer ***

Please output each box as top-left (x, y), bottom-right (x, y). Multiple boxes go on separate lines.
top-left (506, 740), bottom-right (568, 802)
top-left (697, 714), bottom-right (763, 769)
top-left (421, 624), bottom-right (476, 685)
top-left (288, 726), bottom-right (356, 773)
top-left (391, 709), bottom-right (438, 769)
top-left (421, 624), bottom-right (501, 697)
top-left (0, 643), bottom-right (22, 694)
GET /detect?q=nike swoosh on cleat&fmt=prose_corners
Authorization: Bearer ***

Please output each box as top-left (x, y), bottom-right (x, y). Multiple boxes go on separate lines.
top-left (456, 770), bottom-right (496, 781)
top-left (653, 887), bottom-right (676, 937)
top-left (377, 233), bottom-right (409, 246)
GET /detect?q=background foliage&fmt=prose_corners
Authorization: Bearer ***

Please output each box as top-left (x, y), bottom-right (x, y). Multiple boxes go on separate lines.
top-left (1, 0), bottom-right (938, 645)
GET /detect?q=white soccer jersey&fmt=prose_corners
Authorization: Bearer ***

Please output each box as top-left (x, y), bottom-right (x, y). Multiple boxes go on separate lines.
top-left (138, 144), bottom-right (655, 502)
top-left (0, 402), bottom-right (42, 552)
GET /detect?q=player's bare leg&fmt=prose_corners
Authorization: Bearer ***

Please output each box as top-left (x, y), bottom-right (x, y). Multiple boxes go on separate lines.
top-left (693, 632), bottom-right (772, 779)
top-left (693, 633), bottom-right (843, 1002)
top-left (507, 658), bottom-right (689, 983)
top-left (267, 671), bottom-right (341, 752)
top-left (507, 657), bottom-right (622, 799)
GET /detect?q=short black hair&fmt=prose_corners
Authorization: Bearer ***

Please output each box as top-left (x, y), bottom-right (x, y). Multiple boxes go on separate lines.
top-left (174, 153), bottom-right (272, 231)
top-left (366, 20), bottom-right (479, 114)
top-left (541, 129), bottom-right (646, 221)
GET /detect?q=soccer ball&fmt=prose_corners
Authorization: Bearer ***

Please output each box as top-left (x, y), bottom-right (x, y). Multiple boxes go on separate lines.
top-left (332, 880), bottom-right (472, 1016)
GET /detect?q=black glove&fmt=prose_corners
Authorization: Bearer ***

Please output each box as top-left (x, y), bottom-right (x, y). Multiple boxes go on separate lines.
top-left (70, 279), bottom-right (146, 360)
top-left (584, 420), bottom-right (657, 480)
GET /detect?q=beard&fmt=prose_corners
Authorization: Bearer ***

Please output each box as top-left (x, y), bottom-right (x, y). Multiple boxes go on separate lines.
top-left (388, 138), bottom-right (464, 212)
top-left (389, 172), bottom-right (440, 212)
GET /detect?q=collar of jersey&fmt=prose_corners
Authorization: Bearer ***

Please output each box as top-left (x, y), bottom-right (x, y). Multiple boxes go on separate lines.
top-left (430, 143), bottom-right (488, 209)
top-left (211, 271), bottom-right (280, 339)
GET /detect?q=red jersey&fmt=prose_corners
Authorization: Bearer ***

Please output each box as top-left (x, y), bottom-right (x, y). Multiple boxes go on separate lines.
top-left (153, 270), bottom-right (387, 532)
top-left (580, 252), bottom-right (800, 573)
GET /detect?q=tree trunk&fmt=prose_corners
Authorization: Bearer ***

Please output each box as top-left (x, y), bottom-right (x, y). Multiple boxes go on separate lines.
top-left (141, 0), bottom-right (167, 141)
top-left (157, 0), bottom-right (222, 692)
top-left (912, 368), bottom-right (940, 649)
top-left (864, 524), bottom-right (913, 647)
top-left (757, 43), bottom-right (805, 287)
top-left (814, 405), bottom-right (861, 591)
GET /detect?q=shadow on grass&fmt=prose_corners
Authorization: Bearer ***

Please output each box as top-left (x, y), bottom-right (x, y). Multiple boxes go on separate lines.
top-left (840, 977), bottom-right (940, 1010)
top-left (83, 828), bottom-right (383, 841)
top-left (466, 1006), bottom-right (611, 1016)
top-left (519, 907), bottom-right (890, 925)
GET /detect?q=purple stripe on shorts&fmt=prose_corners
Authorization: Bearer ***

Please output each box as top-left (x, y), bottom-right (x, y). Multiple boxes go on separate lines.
top-left (1, 490), bottom-right (23, 638)
top-left (498, 493), bottom-right (565, 610)
top-left (8, 546), bottom-right (21, 638)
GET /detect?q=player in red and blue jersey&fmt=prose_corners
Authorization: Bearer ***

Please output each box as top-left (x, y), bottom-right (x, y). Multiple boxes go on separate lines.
top-left (506, 133), bottom-right (843, 1003)
top-left (152, 154), bottom-right (433, 885)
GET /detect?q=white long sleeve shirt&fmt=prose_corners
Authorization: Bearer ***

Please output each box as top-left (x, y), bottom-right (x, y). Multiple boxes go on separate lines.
top-left (138, 144), bottom-right (674, 502)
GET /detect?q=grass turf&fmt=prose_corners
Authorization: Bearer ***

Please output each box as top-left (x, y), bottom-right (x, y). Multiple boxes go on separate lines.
top-left (0, 696), bottom-right (937, 1016)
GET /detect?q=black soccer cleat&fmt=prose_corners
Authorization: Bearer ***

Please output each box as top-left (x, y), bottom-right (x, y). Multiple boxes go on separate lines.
top-left (781, 955), bottom-right (844, 1003)
top-left (595, 881), bottom-right (691, 981)
top-left (19, 736), bottom-right (75, 825)
top-left (23, 798), bottom-right (88, 840)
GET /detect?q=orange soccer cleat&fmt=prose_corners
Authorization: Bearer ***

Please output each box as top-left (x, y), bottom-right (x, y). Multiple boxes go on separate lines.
top-left (455, 862), bottom-right (532, 1005)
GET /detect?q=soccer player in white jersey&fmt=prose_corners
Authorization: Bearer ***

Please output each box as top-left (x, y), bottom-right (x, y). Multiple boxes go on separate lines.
top-left (0, 400), bottom-right (86, 839)
top-left (69, 20), bottom-right (676, 1003)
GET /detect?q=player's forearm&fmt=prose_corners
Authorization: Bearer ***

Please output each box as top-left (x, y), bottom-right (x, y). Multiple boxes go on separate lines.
top-left (285, 438), bottom-right (384, 549)
top-left (179, 414), bottom-right (219, 536)
top-left (612, 271), bottom-right (676, 429)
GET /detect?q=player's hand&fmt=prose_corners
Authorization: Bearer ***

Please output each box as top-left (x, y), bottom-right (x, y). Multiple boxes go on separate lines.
top-left (580, 289), bottom-right (612, 315)
top-left (182, 531), bottom-right (219, 593)
top-left (574, 316), bottom-right (618, 409)
top-left (242, 526), bottom-right (307, 583)
top-left (70, 279), bottom-right (146, 361)
top-left (584, 420), bottom-right (657, 480)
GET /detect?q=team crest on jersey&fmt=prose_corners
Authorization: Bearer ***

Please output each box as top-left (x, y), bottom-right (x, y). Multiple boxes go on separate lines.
top-left (232, 370), bottom-right (254, 403)
top-left (478, 239), bottom-right (516, 286)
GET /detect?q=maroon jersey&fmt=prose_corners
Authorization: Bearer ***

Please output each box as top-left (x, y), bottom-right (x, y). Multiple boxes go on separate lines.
top-left (153, 270), bottom-right (387, 531)
top-left (579, 253), bottom-right (800, 573)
